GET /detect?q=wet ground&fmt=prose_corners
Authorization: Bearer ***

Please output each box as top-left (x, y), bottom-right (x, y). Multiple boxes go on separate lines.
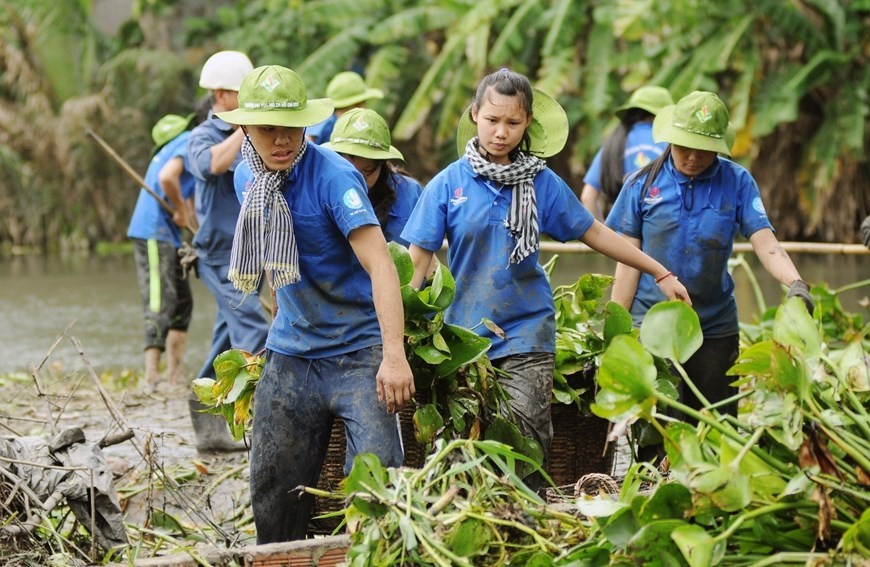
top-left (0, 359), bottom-right (258, 561)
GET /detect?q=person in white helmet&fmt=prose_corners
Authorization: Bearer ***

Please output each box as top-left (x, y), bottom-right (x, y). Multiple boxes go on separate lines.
top-left (186, 50), bottom-right (271, 451)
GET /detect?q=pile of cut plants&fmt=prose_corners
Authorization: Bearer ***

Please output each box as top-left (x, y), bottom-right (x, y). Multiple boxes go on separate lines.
top-left (332, 290), bottom-right (868, 565)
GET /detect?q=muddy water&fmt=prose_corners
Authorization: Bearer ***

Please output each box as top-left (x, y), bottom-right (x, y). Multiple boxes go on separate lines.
top-left (1, 250), bottom-right (867, 374)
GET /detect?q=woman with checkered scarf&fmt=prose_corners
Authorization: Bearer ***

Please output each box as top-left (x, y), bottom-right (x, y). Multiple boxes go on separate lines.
top-left (400, 68), bottom-right (691, 487)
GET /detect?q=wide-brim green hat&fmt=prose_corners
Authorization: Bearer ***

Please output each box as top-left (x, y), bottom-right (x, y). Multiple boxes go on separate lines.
top-left (455, 87), bottom-right (568, 158)
top-left (327, 71), bottom-right (384, 109)
top-left (322, 108), bottom-right (404, 161)
top-left (150, 113), bottom-right (194, 158)
top-left (614, 85), bottom-right (674, 119)
top-left (652, 90), bottom-right (732, 156)
top-left (217, 65), bottom-right (334, 128)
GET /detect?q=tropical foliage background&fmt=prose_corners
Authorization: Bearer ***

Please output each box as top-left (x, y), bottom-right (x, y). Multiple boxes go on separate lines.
top-left (1, 0), bottom-right (869, 252)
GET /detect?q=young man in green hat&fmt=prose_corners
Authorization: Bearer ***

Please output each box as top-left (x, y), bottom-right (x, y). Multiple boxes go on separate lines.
top-left (218, 65), bottom-right (413, 542)
top-left (607, 90), bottom-right (813, 419)
top-left (127, 113), bottom-right (197, 389)
top-left (306, 70), bottom-right (383, 144)
top-left (581, 85), bottom-right (674, 221)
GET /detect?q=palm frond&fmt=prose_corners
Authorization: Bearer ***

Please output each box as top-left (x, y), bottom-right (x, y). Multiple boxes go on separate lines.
top-left (541, 0), bottom-right (574, 57)
top-left (367, 5), bottom-right (461, 45)
top-left (296, 32), bottom-right (365, 94)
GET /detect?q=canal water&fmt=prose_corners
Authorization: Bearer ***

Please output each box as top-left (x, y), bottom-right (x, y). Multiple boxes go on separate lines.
top-left (1, 249), bottom-right (867, 374)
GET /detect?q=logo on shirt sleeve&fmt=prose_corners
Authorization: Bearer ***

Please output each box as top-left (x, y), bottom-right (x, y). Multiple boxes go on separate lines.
top-left (450, 187), bottom-right (468, 206)
top-left (342, 188), bottom-right (364, 209)
top-left (752, 197), bottom-right (767, 216)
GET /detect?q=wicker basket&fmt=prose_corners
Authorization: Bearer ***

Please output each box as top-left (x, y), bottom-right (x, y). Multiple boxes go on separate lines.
top-left (309, 407), bottom-right (422, 534)
top-left (546, 402), bottom-right (614, 486)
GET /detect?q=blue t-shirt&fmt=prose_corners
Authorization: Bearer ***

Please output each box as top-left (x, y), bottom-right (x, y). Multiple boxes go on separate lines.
top-left (583, 122), bottom-right (666, 191)
top-left (306, 113), bottom-right (337, 145)
top-left (384, 174), bottom-right (423, 247)
top-left (235, 163), bottom-right (422, 248)
top-left (127, 132), bottom-right (194, 247)
top-left (400, 158), bottom-right (595, 360)
top-left (187, 112), bottom-right (244, 265)
top-left (605, 156), bottom-right (773, 337)
top-left (233, 144), bottom-right (383, 358)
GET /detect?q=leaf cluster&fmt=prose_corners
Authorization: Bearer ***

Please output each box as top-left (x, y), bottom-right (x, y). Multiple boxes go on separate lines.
top-left (341, 439), bottom-right (587, 566)
top-left (191, 348), bottom-right (264, 441)
top-left (577, 294), bottom-right (870, 564)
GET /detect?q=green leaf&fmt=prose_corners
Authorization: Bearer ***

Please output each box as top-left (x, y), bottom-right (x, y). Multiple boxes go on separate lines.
top-left (388, 241), bottom-right (413, 287)
top-left (603, 300), bottom-right (633, 345)
top-left (415, 344), bottom-right (450, 365)
top-left (429, 261), bottom-right (456, 311)
top-left (671, 524), bottom-right (715, 567)
top-left (435, 324), bottom-right (492, 377)
top-left (640, 301), bottom-right (703, 363)
top-left (149, 509), bottom-right (187, 535)
top-left (222, 369), bottom-right (252, 404)
top-left (773, 296), bottom-right (820, 360)
top-left (213, 349), bottom-right (246, 382)
top-left (191, 378), bottom-right (216, 406)
top-left (597, 335), bottom-right (654, 394)
top-left (639, 483), bottom-right (693, 523)
top-left (447, 518), bottom-right (491, 557)
top-left (413, 404), bottom-right (444, 444)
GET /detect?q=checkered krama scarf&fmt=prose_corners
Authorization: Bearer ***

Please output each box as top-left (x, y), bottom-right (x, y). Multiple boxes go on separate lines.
top-left (464, 137), bottom-right (546, 264)
top-left (228, 137), bottom-right (308, 294)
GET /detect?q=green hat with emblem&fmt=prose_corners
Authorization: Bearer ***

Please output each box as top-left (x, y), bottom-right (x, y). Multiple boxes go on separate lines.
top-left (150, 113), bottom-right (194, 158)
top-left (653, 91), bottom-right (732, 156)
top-left (455, 87), bottom-right (569, 158)
top-left (614, 85), bottom-right (674, 119)
top-left (322, 108), bottom-right (404, 161)
top-left (326, 71), bottom-right (384, 109)
top-left (217, 65), bottom-right (334, 128)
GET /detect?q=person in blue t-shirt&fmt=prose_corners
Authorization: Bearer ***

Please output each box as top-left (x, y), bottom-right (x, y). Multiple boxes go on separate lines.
top-left (606, 91), bottom-right (813, 417)
top-left (306, 71), bottom-right (383, 144)
top-left (218, 65), bottom-right (413, 543)
top-left (186, 50), bottom-right (271, 451)
top-left (127, 114), bottom-right (197, 389)
top-left (400, 69), bottom-right (691, 480)
top-left (581, 86), bottom-right (673, 221)
top-left (322, 107), bottom-right (422, 246)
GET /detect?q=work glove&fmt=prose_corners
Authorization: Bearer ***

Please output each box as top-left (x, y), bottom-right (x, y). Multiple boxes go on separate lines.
top-left (178, 241), bottom-right (199, 279)
top-left (861, 215), bottom-right (870, 248)
top-left (786, 279), bottom-right (814, 314)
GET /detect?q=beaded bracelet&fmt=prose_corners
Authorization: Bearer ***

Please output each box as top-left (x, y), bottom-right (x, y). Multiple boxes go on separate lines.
top-left (655, 271), bottom-right (675, 285)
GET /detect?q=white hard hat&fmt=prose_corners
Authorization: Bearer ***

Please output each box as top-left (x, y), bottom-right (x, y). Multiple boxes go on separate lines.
top-left (198, 51), bottom-right (254, 91)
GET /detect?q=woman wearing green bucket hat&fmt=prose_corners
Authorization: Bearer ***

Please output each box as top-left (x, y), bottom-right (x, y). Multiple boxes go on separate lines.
top-left (581, 85), bottom-right (674, 221)
top-left (607, 90), bottom-right (813, 422)
top-left (217, 65), bottom-right (413, 543)
top-left (400, 69), bottom-right (691, 484)
top-left (322, 107), bottom-right (423, 246)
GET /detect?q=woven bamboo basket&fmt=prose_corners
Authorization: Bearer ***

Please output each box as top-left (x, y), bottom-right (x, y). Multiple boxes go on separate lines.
top-left (546, 402), bottom-right (614, 486)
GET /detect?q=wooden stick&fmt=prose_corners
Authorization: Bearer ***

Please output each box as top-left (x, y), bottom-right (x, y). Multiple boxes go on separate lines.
top-left (85, 129), bottom-right (174, 215)
top-left (535, 241), bottom-right (870, 255)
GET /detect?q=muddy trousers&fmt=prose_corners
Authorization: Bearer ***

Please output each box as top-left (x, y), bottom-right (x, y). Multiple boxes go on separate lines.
top-left (249, 347), bottom-right (404, 543)
top-left (492, 353), bottom-right (555, 489)
top-left (132, 238), bottom-right (193, 350)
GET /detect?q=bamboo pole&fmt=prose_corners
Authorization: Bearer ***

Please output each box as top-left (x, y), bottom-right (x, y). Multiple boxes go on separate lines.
top-left (534, 240), bottom-right (870, 255)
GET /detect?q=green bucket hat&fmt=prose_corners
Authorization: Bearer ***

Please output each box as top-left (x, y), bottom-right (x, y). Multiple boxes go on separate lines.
top-left (455, 87), bottom-right (569, 158)
top-left (322, 108), bottom-right (404, 161)
top-left (217, 65), bottom-right (334, 128)
top-left (150, 113), bottom-right (194, 157)
top-left (326, 71), bottom-right (384, 109)
top-left (653, 91), bottom-right (732, 156)
top-left (614, 85), bottom-right (674, 119)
